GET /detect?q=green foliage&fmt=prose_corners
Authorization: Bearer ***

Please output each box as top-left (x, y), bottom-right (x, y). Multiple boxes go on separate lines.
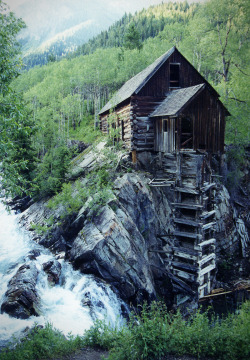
top-left (13, 0), bottom-right (249, 151)
top-left (0, 323), bottom-right (84, 360)
top-left (47, 180), bottom-right (88, 219)
top-left (87, 301), bottom-right (250, 360)
top-left (124, 23), bottom-right (143, 51)
top-left (47, 145), bottom-right (121, 219)
top-left (1, 302), bottom-right (250, 360)
top-left (83, 318), bottom-right (123, 350)
top-left (0, 1), bottom-right (38, 197)
top-left (30, 223), bottom-right (49, 235)
top-left (2, 0), bottom-right (248, 199)
top-left (0, 1), bottom-right (25, 95)
top-left (33, 144), bottom-right (71, 198)
top-left (225, 145), bottom-right (246, 190)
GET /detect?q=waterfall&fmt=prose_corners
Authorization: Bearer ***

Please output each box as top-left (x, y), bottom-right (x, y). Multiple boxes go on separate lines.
top-left (0, 201), bottom-right (125, 347)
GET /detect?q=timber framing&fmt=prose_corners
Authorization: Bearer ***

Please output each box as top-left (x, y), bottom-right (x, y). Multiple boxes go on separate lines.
top-left (99, 46), bottom-right (229, 154)
top-left (99, 46), bottom-right (229, 303)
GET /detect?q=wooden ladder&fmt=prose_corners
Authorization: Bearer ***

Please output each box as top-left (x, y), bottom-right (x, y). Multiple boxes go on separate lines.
top-left (170, 151), bottom-right (217, 299)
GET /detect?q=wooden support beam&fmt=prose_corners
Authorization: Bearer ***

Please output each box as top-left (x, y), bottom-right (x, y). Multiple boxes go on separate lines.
top-left (200, 210), bottom-right (216, 219)
top-left (175, 186), bottom-right (199, 195)
top-left (174, 218), bottom-right (202, 227)
top-left (201, 183), bottom-right (217, 192)
top-left (202, 222), bottom-right (216, 230)
top-left (168, 273), bottom-right (196, 295)
top-left (172, 203), bottom-right (203, 210)
top-left (173, 268), bottom-right (196, 282)
top-left (198, 263), bottom-right (216, 277)
top-left (172, 250), bottom-right (197, 261)
top-left (198, 253), bottom-right (216, 267)
top-left (172, 245), bottom-right (200, 256)
top-left (197, 238), bottom-right (216, 247)
top-left (172, 260), bottom-right (198, 272)
top-left (132, 150), bottom-right (137, 164)
top-left (173, 231), bottom-right (202, 240)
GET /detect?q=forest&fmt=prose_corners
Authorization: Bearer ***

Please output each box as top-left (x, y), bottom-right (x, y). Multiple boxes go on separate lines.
top-left (0, 0), bottom-right (249, 199)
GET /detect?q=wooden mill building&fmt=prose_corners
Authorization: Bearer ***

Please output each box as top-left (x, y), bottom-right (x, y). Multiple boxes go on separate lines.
top-left (99, 46), bottom-right (230, 301)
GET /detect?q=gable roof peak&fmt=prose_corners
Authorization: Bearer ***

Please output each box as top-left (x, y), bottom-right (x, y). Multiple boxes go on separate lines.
top-left (99, 46), bottom-right (176, 115)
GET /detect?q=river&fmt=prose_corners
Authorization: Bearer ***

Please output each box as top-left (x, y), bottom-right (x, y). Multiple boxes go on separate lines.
top-left (0, 201), bottom-right (124, 348)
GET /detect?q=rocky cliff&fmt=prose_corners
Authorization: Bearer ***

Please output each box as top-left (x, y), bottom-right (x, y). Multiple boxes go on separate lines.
top-left (3, 144), bottom-right (249, 318)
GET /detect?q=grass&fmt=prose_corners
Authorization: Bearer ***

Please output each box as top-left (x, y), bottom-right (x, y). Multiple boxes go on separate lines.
top-left (1, 301), bottom-right (249, 360)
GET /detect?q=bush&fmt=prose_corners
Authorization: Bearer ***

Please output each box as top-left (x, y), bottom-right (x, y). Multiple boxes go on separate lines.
top-left (0, 323), bottom-right (84, 360)
top-left (86, 301), bottom-right (250, 360)
top-left (1, 302), bottom-right (249, 360)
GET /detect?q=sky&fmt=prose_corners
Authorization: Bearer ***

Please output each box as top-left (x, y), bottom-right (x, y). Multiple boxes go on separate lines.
top-left (6, 0), bottom-right (204, 14)
top-left (4, 0), bottom-right (205, 51)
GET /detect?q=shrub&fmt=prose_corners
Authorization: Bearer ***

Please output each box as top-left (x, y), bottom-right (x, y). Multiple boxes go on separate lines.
top-left (0, 323), bottom-right (84, 360)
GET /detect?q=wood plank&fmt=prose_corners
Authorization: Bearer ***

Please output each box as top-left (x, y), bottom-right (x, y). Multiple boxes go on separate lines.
top-left (174, 218), bottom-right (202, 227)
top-left (202, 222), bottom-right (216, 230)
top-left (173, 250), bottom-right (197, 261)
top-left (201, 183), bottom-right (216, 192)
top-left (197, 238), bottom-right (216, 247)
top-left (173, 231), bottom-right (202, 240)
top-left (198, 263), bottom-right (216, 277)
top-left (172, 203), bottom-right (203, 210)
top-left (198, 253), bottom-right (216, 267)
top-left (199, 290), bottom-right (233, 300)
top-left (173, 269), bottom-right (196, 282)
top-left (167, 273), bottom-right (195, 295)
top-left (172, 245), bottom-right (200, 256)
top-left (172, 260), bottom-right (198, 272)
top-left (175, 186), bottom-right (199, 195)
top-left (200, 210), bottom-right (216, 219)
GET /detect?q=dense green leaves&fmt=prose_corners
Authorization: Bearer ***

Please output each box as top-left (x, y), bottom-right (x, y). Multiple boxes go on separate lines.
top-left (124, 23), bottom-right (143, 51)
top-left (84, 301), bottom-right (250, 360)
top-left (0, 1), bottom-right (25, 96)
top-left (0, 1), bottom-right (36, 196)
top-left (1, 0), bottom-right (249, 198)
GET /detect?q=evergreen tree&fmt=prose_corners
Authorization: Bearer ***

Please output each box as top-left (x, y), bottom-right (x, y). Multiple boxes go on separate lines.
top-left (0, 0), bottom-right (37, 196)
top-left (124, 23), bottom-right (143, 51)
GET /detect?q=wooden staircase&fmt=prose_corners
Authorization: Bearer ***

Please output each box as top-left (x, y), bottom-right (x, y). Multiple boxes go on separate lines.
top-left (152, 151), bottom-right (217, 300)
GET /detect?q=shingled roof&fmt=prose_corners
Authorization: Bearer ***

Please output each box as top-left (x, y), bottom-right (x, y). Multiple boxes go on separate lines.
top-left (99, 46), bottom-right (176, 115)
top-left (150, 84), bottom-right (205, 117)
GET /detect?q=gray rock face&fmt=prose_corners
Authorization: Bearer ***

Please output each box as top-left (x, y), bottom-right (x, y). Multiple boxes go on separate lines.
top-left (42, 259), bottom-right (62, 285)
top-left (1, 262), bottom-right (40, 319)
top-left (215, 185), bottom-right (242, 254)
top-left (69, 173), bottom-right (173, 303)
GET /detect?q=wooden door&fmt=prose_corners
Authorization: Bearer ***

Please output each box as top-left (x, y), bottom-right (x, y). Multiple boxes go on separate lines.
top-left (155, 117), bottom-right (176, 153)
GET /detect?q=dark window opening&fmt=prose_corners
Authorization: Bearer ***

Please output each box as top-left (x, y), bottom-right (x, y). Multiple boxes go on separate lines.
top-left (170, 64), bottom-right (180, 88)
top-left (181, 117), bottom-right (193, 149)
top-left (121, 120), bottom-right (125, 141)
top-left (164, 119), bottom-right (168, 132)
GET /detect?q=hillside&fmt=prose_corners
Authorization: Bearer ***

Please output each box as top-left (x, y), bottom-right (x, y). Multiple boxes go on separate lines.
top-left (2, 0), bottom-right (249, 199)
top-left (8, 0), bottom-right (134, 69)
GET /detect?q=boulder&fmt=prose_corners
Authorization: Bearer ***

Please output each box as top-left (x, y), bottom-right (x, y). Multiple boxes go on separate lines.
top-left (1, 262), bottom-right (41, 319)
top-left (42, 259), bottom-right (62, 285)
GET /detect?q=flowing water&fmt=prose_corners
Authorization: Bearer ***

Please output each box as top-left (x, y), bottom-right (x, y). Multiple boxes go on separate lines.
top-left (0, 201), bottom-right (125, 348)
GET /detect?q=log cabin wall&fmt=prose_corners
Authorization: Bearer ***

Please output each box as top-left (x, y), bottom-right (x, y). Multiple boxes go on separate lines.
top-left (100, 101), bottom-right (132, 149)
top-left (130, 96), bottom-right (165, 151)
top-left (99, 48), bottom-right (226, 154)
top-left (182, 88), bottom-right (225, 153)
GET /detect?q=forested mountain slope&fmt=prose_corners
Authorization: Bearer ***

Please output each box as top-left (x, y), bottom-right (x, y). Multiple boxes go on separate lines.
top-left (2, 0), bottom-right (249, 198)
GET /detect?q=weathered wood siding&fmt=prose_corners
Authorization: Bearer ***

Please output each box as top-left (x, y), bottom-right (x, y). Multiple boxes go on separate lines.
top-left (137, 50), bottom-right (217, 97)
top-left (130, 96), bottom-right (165, 151)
top-left (100, 48), bottom-right (226, 154)
top-left (182, 88), bottom-right (225, 153)
top-left (100, 102), bottom-right (132, 149)
top-left (155, 117), bottom-right (176, 153)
